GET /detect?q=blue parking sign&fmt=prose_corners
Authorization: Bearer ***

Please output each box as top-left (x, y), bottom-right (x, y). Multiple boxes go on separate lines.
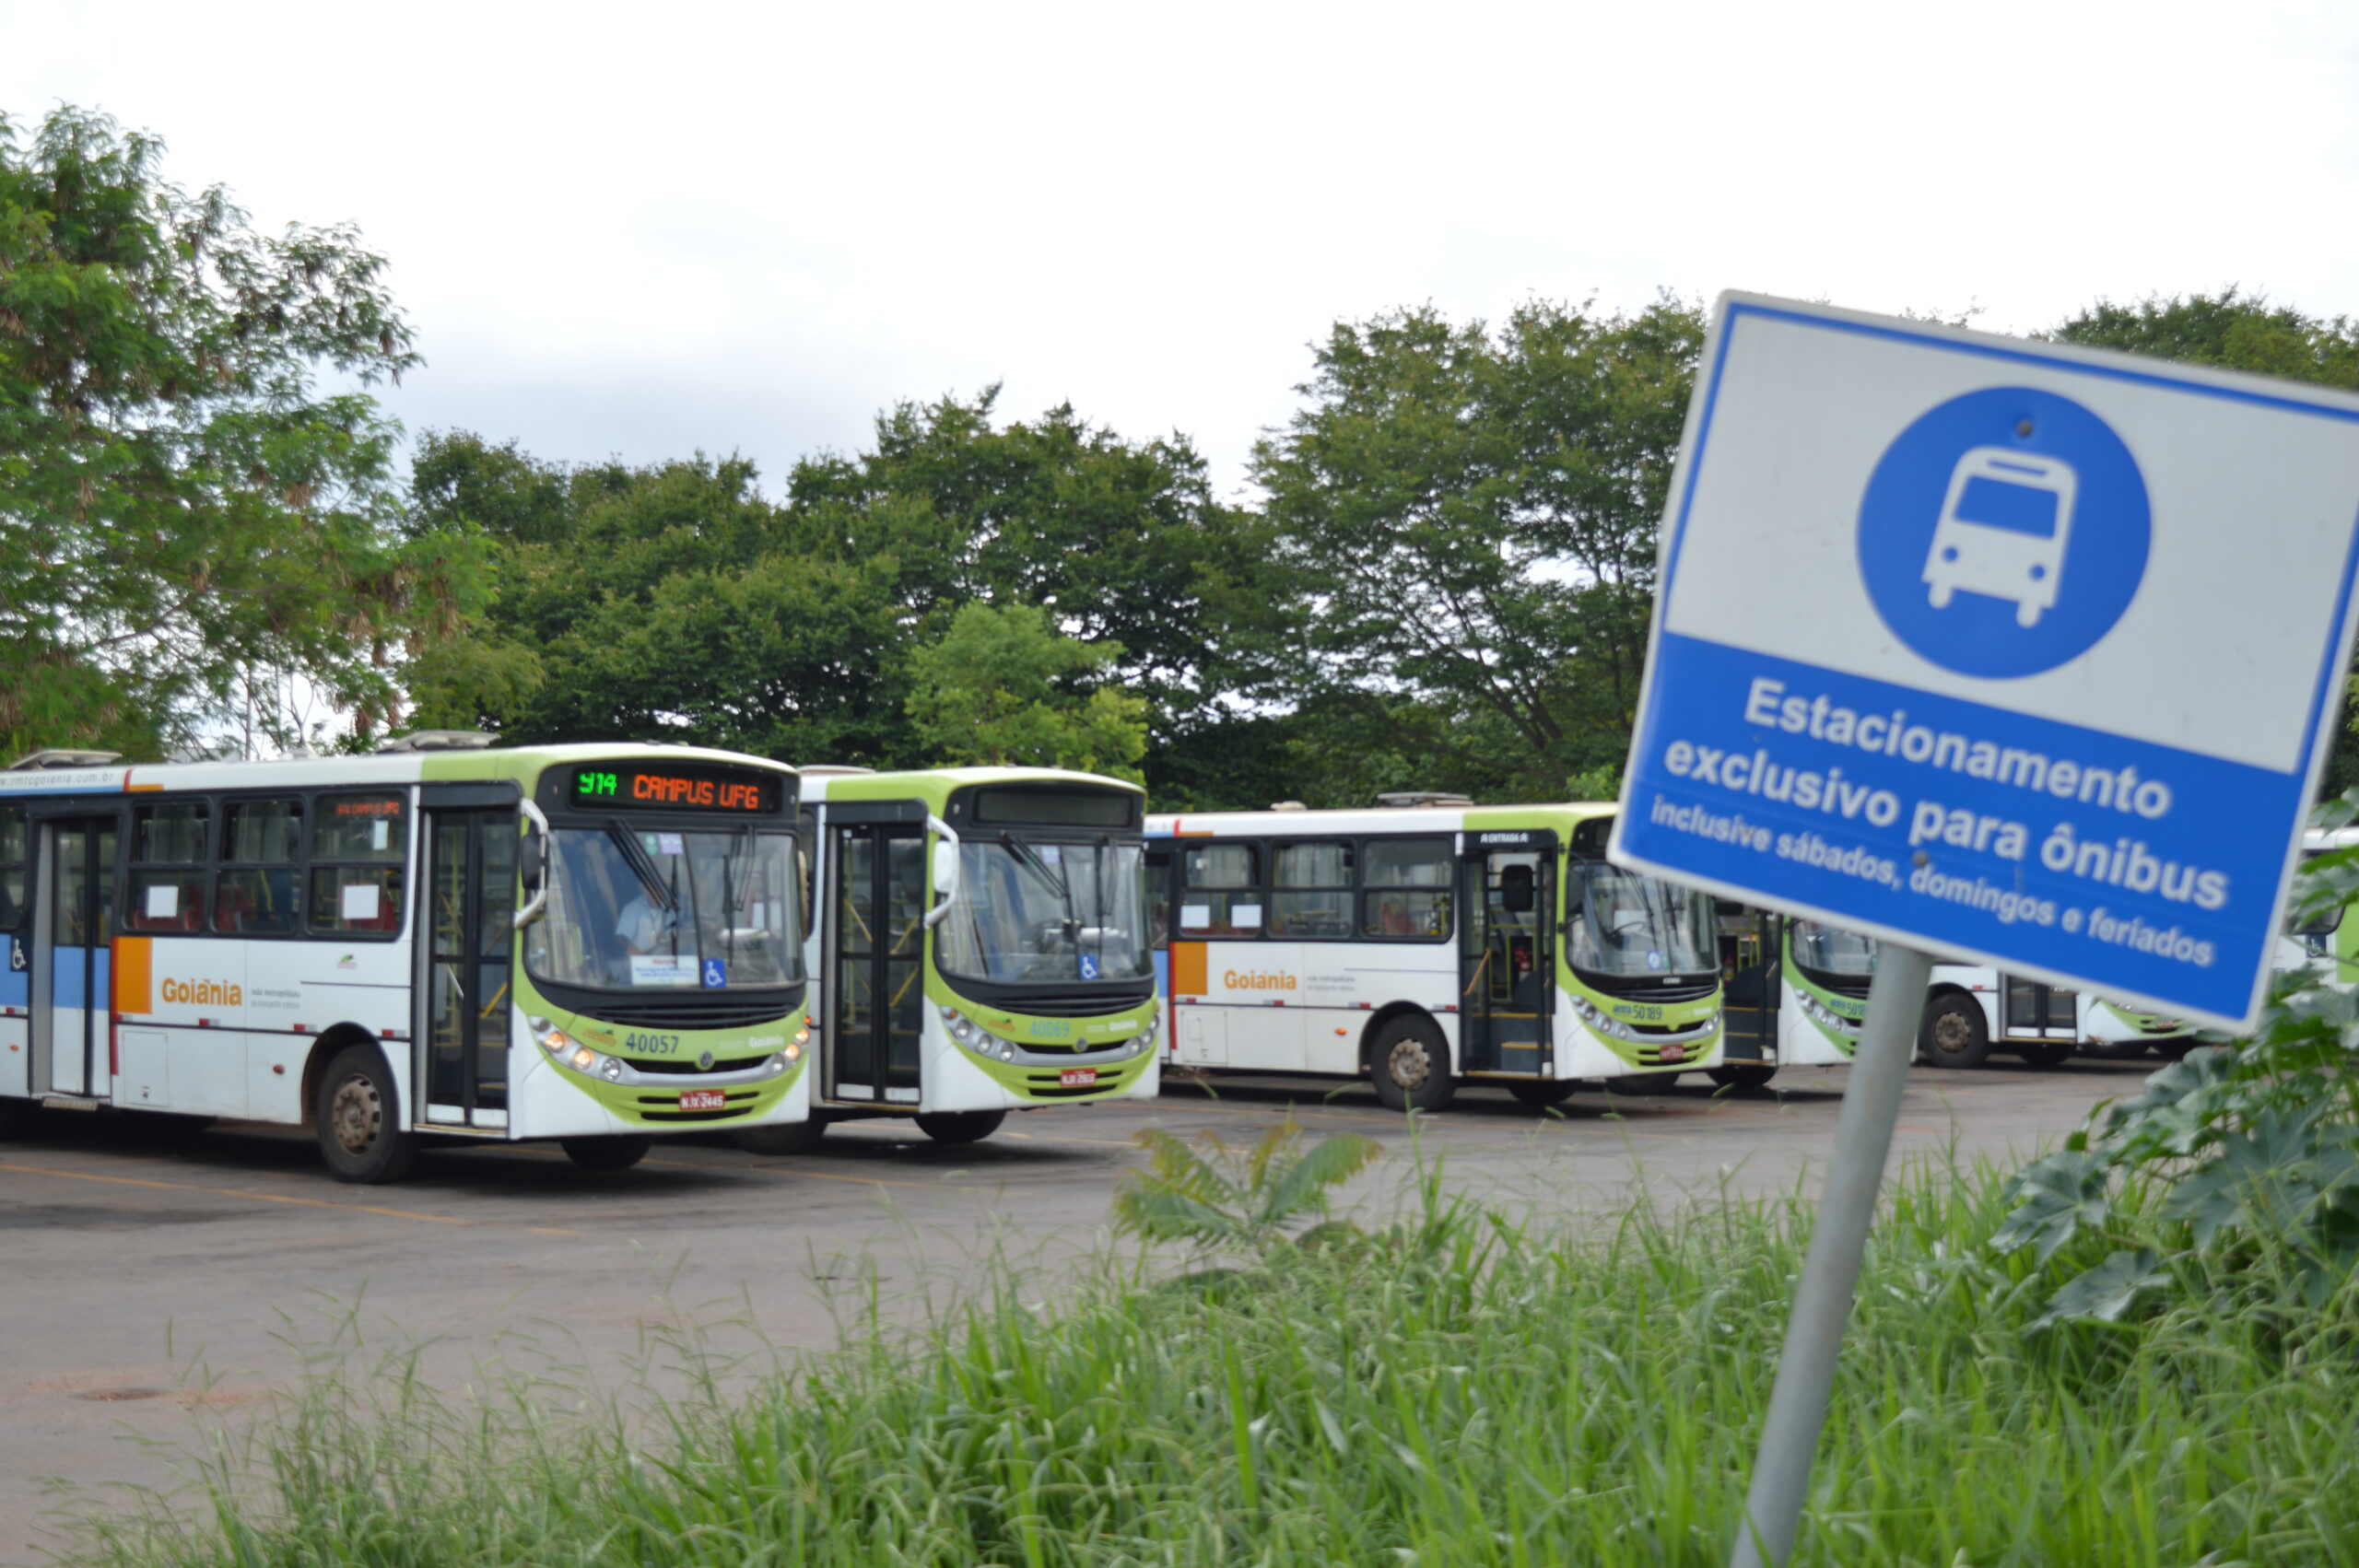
top-left (1612, 294), bottom-right (2359, 1029)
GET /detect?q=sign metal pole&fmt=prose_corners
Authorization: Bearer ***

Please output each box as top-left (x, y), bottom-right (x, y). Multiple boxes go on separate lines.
top-left (1728, 943), bottom-right (1933, 1568)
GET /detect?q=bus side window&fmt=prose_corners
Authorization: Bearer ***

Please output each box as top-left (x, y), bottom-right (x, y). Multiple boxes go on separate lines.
top-left (311, 793), bottom-right (407, 936)
top-left (217, 798), bottom-right (306, 935)
top-left (1144, 849), bottom-right (1171, 952)
top-left (126, 801), bottom-right (210, 933)
top-left (1181, 843), bottom-right (1262, 937)
top-left (1361, 837), bottom-right (1452, 940)
top-left (0, 804), bottom-right (25, 935)
top-left (1271, 841), bottom-right (1352, 939)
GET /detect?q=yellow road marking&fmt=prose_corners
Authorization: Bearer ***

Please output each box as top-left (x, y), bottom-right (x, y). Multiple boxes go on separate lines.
top-left (0, 1161), bottom-right (577, 1234)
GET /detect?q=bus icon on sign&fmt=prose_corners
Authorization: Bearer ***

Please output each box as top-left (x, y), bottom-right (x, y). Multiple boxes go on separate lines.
top-left (1921, 447), bottom-right (2078, 628)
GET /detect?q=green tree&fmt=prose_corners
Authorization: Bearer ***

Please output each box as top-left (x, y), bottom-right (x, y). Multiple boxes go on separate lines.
top-left (1250, 297), bottom-right (1703, 803)
top-left (405, 434), bottom-right (909, 765)
top-left (904, 600), bottom-right (1146, 778)
top-left (2052, 290), bottom-right (2359, 794)
top-left (785, 390), bottom-right (1291, 795)
top-left (0, 105), bottom-right (471, 758)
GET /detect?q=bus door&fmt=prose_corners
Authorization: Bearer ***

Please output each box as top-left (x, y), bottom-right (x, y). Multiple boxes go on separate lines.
top-left (420, 803), bottom-right (517, 1127)
top-left (825, 813), bottom-right (926, 1105)
top-left (2001, 976), bottom-right (2077, 1043)
top-left (1718, 905), bottom-right (1779, 1062)
top-left (31, 815), bottom-right (120, 1101)
top-left (1459, 834), bottom-right (1555, 1076)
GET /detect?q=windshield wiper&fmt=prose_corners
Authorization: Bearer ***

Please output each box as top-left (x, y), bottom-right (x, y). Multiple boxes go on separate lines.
top-left (1001, 831), bottom-right (1077, 936)
top-left (606, 820), bottom-right (677, 909)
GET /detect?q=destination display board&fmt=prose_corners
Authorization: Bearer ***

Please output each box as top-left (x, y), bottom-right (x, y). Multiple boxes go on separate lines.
top-left (569, 762), bottom-right (783, 815)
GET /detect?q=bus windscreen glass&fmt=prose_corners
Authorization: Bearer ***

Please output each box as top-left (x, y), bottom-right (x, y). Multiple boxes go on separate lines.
top-left (571, 764), bottom-right (782, 815)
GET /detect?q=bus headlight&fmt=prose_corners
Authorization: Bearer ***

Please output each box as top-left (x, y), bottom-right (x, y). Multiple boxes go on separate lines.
top-left (599, 1057), bottom-right (625, 1082)
top-left (782, 1038), bottom-right (802, 1063)
top-left (570, 1046), bottom-right (598, 1070)
top-left (1572, 999), bottom-right (1635, 1041)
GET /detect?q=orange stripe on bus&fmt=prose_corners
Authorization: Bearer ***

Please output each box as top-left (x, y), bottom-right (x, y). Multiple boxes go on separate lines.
top-left (1170, 941), bottom-right (1206, 996)
top-left (112, 936), bottom-right (152, 1013)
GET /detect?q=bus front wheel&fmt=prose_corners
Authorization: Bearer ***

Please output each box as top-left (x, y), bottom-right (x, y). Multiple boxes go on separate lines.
top-left (314, 1045), bottom-right (420, 1185)
top-left (915, 1110), bottom-right (1004, 1145)
top-left (1508, 1079), bottom-right (1579, 1108)
top-left (562, 1136), bottom-right (652, 1171)
top-left (1919, 996), bottom-right (1992, 1070)
top-left (2015, 1042), bottom-right (2075, 1069)
top-left (1707, 1064), bottom-right (1778, 1093)
top-left (1368, 1017), bottom-right (1454, 1113)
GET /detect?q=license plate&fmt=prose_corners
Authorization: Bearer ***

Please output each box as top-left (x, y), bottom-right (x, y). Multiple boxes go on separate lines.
top-left (678, 1089), bottom-right (728, 1111)
top-left (1657, 1045), bottom-right (1686, 1064)
top-left (1059, 1068), bottom-right (1099, 1088)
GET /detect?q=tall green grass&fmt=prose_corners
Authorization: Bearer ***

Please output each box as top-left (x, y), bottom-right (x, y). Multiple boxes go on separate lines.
top-left (74, 1160), bottom-right (2359, 1567)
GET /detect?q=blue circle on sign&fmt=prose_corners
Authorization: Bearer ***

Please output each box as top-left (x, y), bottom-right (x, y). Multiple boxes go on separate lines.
top-left (1857, 387), bottom-right (2149, 678)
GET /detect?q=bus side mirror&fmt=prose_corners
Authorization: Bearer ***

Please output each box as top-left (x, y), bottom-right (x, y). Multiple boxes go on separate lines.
top-left (514, 801), bottom-right (551, 930)
top-left (1501, 863), bottom-right (1535, 914)
top-left (922, 815), bottom-right (961, 930)
top-left (797, 842), bottom-right (814, 938)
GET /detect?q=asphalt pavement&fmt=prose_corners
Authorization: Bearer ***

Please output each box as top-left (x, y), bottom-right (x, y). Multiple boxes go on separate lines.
top-left (0, 1056), bottom-right (2156, 1563)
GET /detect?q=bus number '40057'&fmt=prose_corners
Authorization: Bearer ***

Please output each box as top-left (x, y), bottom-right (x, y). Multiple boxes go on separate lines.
top-left (627, 1032), bottom-right (682, 1055)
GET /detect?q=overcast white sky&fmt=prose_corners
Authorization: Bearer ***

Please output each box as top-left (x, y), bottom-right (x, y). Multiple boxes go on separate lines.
top-left (6, 1), bottom-right (2356, 501)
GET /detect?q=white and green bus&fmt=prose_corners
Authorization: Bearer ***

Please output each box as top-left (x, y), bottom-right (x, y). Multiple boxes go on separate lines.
top-left (741, 766), bottom-right (1160, 1152)
top-left (1721, 909), bottom-right (2193, 1072)
top-left (0, 736), bottom-right (811, 1182)
top-left (1143, 800), bottom-right (1723, 1110)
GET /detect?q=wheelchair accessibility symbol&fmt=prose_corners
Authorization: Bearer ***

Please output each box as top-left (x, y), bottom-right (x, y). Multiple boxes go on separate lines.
top-left (1859, 386), bottom-right (2149, 679)
top-left (7, 936), bottom-right (23, 972)
top-left (1077, 954), bottom-right (1100, 981)
top-left (702, 958), bottom-right (727, 989)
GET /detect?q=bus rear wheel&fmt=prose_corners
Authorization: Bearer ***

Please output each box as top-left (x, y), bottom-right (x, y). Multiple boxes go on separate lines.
top-left (1707, 1064), bottom-right (1778, 1093)
top-left (1368, 1016), bottom-right (1454, 1113)
top-left (1919, 996), bottom-right (1992, 1070)
top-left (734, 1117), bottom-right (828, 1156)
top-left (2015, 1042), bottom-right (2075, 1069)
top-left (562, 1136), bottom-right (652, 1171)
top-left (915, 1110), bottom-right (1004, 1145)
top-left (1508, 1079), bottom-right (1579, 1107)
top-left (314, 1045), bottom-right (419, 1185)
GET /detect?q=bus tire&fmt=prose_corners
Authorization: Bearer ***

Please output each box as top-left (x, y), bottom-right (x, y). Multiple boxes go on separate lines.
top-left (0, 1098), bottom-right (41, 1139)
top-left (1508, 1079), bottom-right (1579, 1107)
top-left (314, 1045), bottom-right (419, 1185)
top-left (1368, 1016), bottom-right (1454, 1113)
top-left (734, 1117), bottom-right (828, 1156)
top-left (1919, 995), bottom-right (1992, 1070)
top-left (2078, 1037), bottom-right (2151, 1060)
top-left (915, 1109), bottom-right (1004, 1145)
top-left (1707, 1064), bottom-right (1778, 1093)
top-left (562, 1135), bottom-right (652, 1171)
top-left (2014, 1042), bottom-right (2075, 1069)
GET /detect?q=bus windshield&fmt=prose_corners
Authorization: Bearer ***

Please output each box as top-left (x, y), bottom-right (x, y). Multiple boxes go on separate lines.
top-left (1792, 920), bottom-right (1880, 978)
top-left (1564, 864), bottom-right (1716, 978)
top-left (528, 825), bottom-right (804, 989)
top-left (935, 837), bottom-right (1153, 985)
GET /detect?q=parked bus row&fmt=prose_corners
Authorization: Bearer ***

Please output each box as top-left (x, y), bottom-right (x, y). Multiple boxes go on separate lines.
top-left (4, 733), bottom-right (2248, 1187)
top-left (0, 739), bottom-right (1159, 1182)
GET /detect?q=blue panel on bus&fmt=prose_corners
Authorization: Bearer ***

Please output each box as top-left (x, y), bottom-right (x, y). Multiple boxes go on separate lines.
top-left (1, 936), bottom-right (27, 1005)
top-left (52, 944), bottom-right (88, 1009)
